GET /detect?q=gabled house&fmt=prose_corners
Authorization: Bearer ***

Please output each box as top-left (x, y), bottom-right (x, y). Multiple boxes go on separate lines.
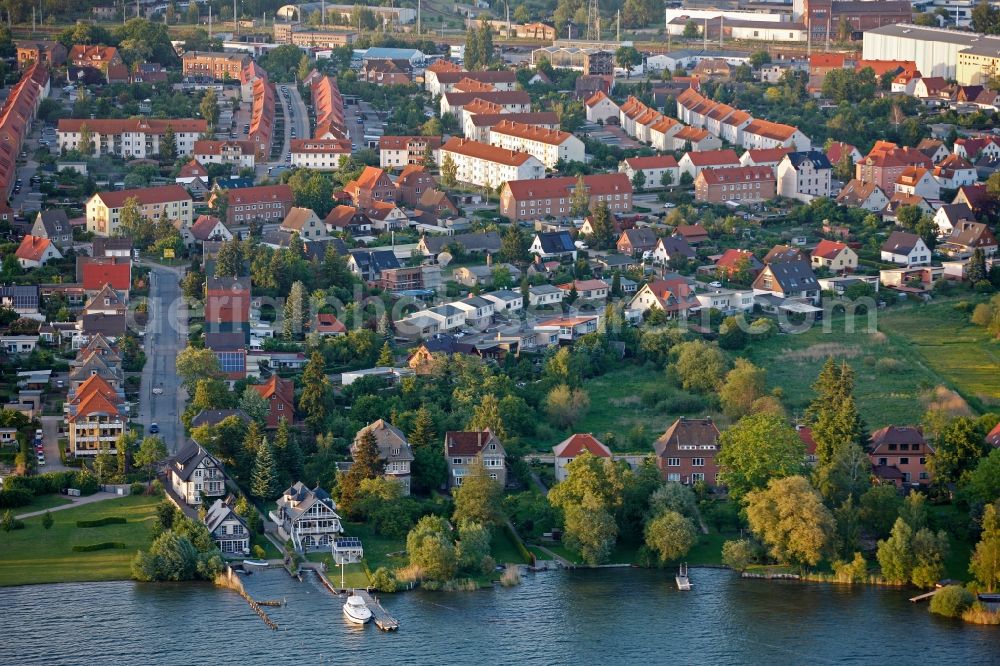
top-left (933, 154), bottom-right (977, 191)
top-left (189, 215), bottom-right (233, 244)
top-left (444, 429), bottom-right (506, 488)
top-left (672, 224), bottom-right (709, 245)
top-left (65, 374), bottom-right (125, 457)
top-left (678, 148), bottom-right (741, 180)
top-left (353, 419), bottom-right (414, 495)
top-left (810, 240), bottom-right (858, 273)
top-left (313, 313), bottom-right (346, 337)
top-left (651, 235), bottom-right (695, 266)
top-left (530, 231), bottom-right (577, 261)
top-left (15, 235), bottom-right (62, 268)
top-left (347, 249), bottom-right (401, 282)
top-left (880, 231), bottom-right (931, 266)
top-left (869, 426), bottom-right (933, 487)
top-left (167, 440), bottom-right (227, 506)
top-left (344, 166), bottom-right (397, 209)
top-left (452, 295), bottom-right (495, 327)
top-left (629, 277), bottom-right (699, 318)
top-left (777, 150), bottom-right (832, 203)
top-left (713, 248), bottom-right (762, 279)
top-left (557, 279), bottom-right (609, 302)
top-left (251, 375), bottom-right (295, 429)
top-left (205, 277), bottom-right (251, 329)
top-left (281, 207), bottom-right (328, 240)
top-left (272, 482), bottom-right (342, 552)
top-left (752, 260), bottom-right (820, 304)
top-left (553, 433), bottom-right (611, 482)
top-left (204, 498), bottom-right (250, 555)
top-left (395, 164), bottom-right (437, 208)
top-left (933, 203), bottom-right (976, 236)
top-left (616, 227), bottom-right (658, 256)
top-left (894, 166), bottom-right (940, 200)
top-left (939, 221), bottom-right (998, 258)
top-left (836, 179), bottom-right (890, 212)
top-left (653, 417), bottom-right (721, 486)
top-left (31, 210), bottom-right (72, 248)
top-left (585, 90), bottom-right (620, 123)
top-left (325, 205), bottom-right (373, 235)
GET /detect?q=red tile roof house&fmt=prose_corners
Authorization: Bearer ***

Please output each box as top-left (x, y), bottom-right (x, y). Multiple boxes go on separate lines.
top-left (713, 248), bottom-right (762, 279)
top-left (869, 426), bottom-right (934, 487)
top-left (80, 258), bottom-right (131, 298)
top-left (344, 166), bottom-right (397, 209)
top-left (672, 223), bottom-right (709, 245)
top-left (15, 234), bottom-right (62, 268)
top-left (395, 165), bottom-right (437, 208)
top-left (312, 313), bottom-right (346, 337)
top-left (653, 417), bottom-right (722, 486)
top-left (629, 277), bottom-right (700, 319)
top-left (557, 279), bottom-right (610, 301)
top-left (987, 422), bottom-right (1000, 448)
top-left (252, 374), bottom-right (295, 429)
top-left (810, 239), bottom-right (858, 274)
top-left (205, 277), bottom-right (251, 329)
top-left (444, 429), bottom-right (507, 488)
top-left (553, 433), bottom-right (612, 481)
top-left (208, 184), bottom-right (294, 226)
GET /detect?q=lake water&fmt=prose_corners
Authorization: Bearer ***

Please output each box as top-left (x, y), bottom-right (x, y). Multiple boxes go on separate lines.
top-left (2, 568), bottom-right (997, 665)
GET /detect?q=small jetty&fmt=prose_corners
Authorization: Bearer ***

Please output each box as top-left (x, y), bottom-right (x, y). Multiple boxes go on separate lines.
top-left (355, 589), bottom-right (399, 631)
top-left (218, 566), bottom-right (279, 630)
top-left (675, 563), bottom-right (692, 591)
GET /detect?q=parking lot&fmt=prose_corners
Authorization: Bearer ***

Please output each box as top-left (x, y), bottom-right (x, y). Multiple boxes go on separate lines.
top-left (580, 121), bottom-right (641, 149)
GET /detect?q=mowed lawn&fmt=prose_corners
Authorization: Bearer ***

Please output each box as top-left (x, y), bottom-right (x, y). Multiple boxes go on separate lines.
top-left (0, 494), bottom-right (161, 587)
top-left (878, 302), bottom-right (1000, 411)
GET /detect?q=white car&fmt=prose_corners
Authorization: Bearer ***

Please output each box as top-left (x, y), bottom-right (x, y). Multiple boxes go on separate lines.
top-left (708, 281), bottom-right (723, 288)
top-left (152, 387), bottom-right (163, 395)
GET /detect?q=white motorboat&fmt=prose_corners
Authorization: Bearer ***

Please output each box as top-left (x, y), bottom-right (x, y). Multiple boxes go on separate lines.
top-left (343, 594), bottom-right (372, 625)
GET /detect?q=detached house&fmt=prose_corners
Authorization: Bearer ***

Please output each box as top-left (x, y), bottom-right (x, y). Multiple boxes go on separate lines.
top-left (616, 227), bottom-right (658, 256)
top-left (530, 231), bottom-right (577, 261)
top-left (166, 440), bottom-right (226, 506)
top-left (353, 419), bottom-right (414, 494)
top-left (584, 90), bottom-right (620, 123)
top-left (31, 210), bottom-right (72, 249)
top-left (272, 482), bottom-right (342, 552)
top-left (629, 277), bottom-right (699, 318)
top-left (204, 499), bottom-right (250, 555)
top-left (653, 417), bottom-right (722, 486)
top-left (281, 207), bottom-right (328, 240)
top-left (777, 150), bottom-right (832, 202)
top-left (752, 260), bottom-right (821, 304)
top-left (344, 166), bottom-right (396, 209)
top-left (651, 236), bottom-right (696, 266)
top-left (444, 429), bottom-right (506, 488)
top-left (553, 433), bottom-right (612, 482)
top-left (252, 375), bottom-right (295, 429)
top-left (810, 240), bottom-right (858, 273)
top-left (836, 179), bottom-right (889, 212)
top-left (869, 426), bottom-right (933, 487)
top-left (880, 231), bottom-right (931, 266)
top-left (939, 221), bottom-right (998, 258)
top-left (66, 374), bottom-right (125, 457)
top-left (15, 235), bottom-right (62, 268)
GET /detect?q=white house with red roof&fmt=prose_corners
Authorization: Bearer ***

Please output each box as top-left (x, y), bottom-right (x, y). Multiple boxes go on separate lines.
top-left (825, 141), bottom-right (862, 167)
top-left (619, 155), bottom-right (679, 189)
top-left (85, 184), bottom-right (193, 236)
top-left (15, 234), bottom-right (62, 268)
top-left (584, 90), bottom-right (619, 123)
top-left (932, 154), bottom-right (978, 191)
top-left (895, 166), bottom-right (940, 200)
top-left (678, 148), bottom-right (741, 179)
top-left (629, 277), bottom-right (700, 318)
top-left (313, 313), bottom-right (346, 337)
top-left (810, 240), bottom-right (858, 273)
top-left (553, 433), bottom-right (611, 481)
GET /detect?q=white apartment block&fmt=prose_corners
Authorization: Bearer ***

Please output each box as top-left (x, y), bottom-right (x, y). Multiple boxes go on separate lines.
top-left (57, 118), bottom-right (207, 158)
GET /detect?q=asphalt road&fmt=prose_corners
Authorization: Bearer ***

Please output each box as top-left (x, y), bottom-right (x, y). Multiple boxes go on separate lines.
top-left (138, 265), bottom-right (188, 454)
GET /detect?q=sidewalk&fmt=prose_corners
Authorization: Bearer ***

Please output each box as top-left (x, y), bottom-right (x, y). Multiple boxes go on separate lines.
top-left (15, 490), bottom-right (119, 520)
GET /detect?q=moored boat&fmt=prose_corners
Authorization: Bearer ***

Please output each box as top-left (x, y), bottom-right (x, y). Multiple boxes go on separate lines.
top-left (343, 593), bottom-right (372, 625)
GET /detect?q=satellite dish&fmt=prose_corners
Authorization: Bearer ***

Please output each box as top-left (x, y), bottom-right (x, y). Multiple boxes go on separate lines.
top-left (438, 251), bottom-right (453, 267)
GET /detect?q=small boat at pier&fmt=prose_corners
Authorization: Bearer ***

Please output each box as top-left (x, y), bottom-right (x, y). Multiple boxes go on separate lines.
top-left (343, 593), bottom-right (373, 625)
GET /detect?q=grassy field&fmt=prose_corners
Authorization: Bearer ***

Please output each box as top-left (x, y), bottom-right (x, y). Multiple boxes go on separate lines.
top-left (877, 301), bottom-right (1000, 412)
top-left (578, 365), bottom-right (721, 448)
top-left (14, 493), bottom-right (73, 515)
top-left (341, 522), bottom-right (408, 575)
top-left (0, 494), bottom-right (161, 587)
top-left (490, 528), bottom-right (530, 565)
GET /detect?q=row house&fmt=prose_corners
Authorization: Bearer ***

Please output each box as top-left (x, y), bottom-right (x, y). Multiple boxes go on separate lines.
top-left (290, 138), bottom-right (352, 170)
top-left (0, 63), bottom-right (50, 201)
top-left (440, 90), bottom-right (531, 118)
top-left (193, 140), bottom-right (257, 169)
top-left (247, 70), bottom-right (274, 159)
top-left (310, 73), bottom-right (346, 140)
top-left (167, 441), bottom-right (227, 506)
top-left (776, 150), bottom-right (833, 203)
top-left (208, 184), bottom-right (294, 226)
top-left (15, 40), bottom-right (66, 68)
top-left (86, 185), bottom-right (193, 236)
top-left (695, 165), bottom-right (777, 204)
top-left (464, 111), bottom-right (559, 143)
top-left (487, 120), bottom-right (585, 168)
top-left (438, 138), bottom-right (544, 189)
top-left (500, 173), bottom-right (633, 222)
top-left (66, 374), bottom-right (125, 458)
top-left (425, 64), bottom-right (516, 97)
top-left (619, 155), bottom-right (680, 189)
top-left (584, 90), bottom-right (619, 123)
top-left (678, 149), bottom-right (741, 180)
top-left (379, 135), bottom-right (442, 168)
top-left (57, 118), bottom-right (207, 158)
top-left (740, 119), bottom-right (812, 152)
top-left (675, 88), bottom-right (752, 145)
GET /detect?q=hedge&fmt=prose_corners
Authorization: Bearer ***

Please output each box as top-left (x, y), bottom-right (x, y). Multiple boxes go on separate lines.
top-left (76, 517), bottom-right (127, 528)
top-left (502, 522), bottom-right (536, 567)
top-left (72, 542), bottom-right (127, 552)
top-left (0, 488), bottom-right (33, 509)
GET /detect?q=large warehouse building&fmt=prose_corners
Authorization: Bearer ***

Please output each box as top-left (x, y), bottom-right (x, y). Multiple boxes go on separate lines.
top-left (863, 24), bottom-right (1000, 83)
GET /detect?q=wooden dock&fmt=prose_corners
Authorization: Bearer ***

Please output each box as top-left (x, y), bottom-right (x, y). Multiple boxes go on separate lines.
top-left (356, 589), bottom-right (399, 631)
top-left (910, 589), bottom-right (940, 603)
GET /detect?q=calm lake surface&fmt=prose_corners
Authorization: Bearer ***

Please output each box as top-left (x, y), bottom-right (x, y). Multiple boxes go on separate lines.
top-left (2, 567), bottom-right (997, 665)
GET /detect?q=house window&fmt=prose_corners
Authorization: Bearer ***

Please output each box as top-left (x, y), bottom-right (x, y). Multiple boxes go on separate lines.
top-left (691, 473), bottom-right (705, 482)
top-left (667, 473), bottom-right (680, 482)
top-left (667, 458), bottom-right (680, 467)
top-left (452, 458), bottom-right (462, 465)
top-left (900, 457), bottom-right (909, 465)
top-left (692, 458), bottom-right (705, 467)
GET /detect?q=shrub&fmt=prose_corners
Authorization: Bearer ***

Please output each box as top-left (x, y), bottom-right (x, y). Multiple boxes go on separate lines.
top-left (72, 542), bottom-right (127, 552)
top-left (875, 358), bottom-right (904, 374)
top-left (832, 552), bottom-right (869, 583)
top-left (662, 394), bottom-right (707, 413)
top-left (962, 603), bottom-right (1000, 625)
top-left (77, 516), bottom-right (127, 528)
top-left (370, 567), bottom-right (398, 593)
top-left (130, 482), bottom-right (146, 496)
top-left (929, 585), bottom-right (974, 618)
top-left (0, 488), bottom-right (33, 508)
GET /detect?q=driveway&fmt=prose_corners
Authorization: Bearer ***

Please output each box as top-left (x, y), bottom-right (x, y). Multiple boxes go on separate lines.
top-left (15, 490), bottom-right (119, 520)
top-left (39, 415), bottom-right (71, 472)
top-left (138, 265), bottom-right (188, 454)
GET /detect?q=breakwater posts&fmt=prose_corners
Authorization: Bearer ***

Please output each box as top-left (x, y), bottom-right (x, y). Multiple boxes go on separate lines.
top-left (356, 589), bottom-right (399, 631)
top-left (217, 566), bottom-right (280, 630)
top-left (741, 572), bottom-right (800, 580)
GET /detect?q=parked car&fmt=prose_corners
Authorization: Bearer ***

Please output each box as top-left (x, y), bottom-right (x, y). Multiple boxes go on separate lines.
top-left (149, 423), bottom-right (159, 434)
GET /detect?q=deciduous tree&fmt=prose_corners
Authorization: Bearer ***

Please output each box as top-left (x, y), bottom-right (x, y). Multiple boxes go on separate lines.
top-left (717, 413), bottom-right (806, 502)
top-left (644, 510), bottom-right (697, 563)
top-left (745, 476), bottom-right (835, 568)
top-left (453, 459), bottom-right (503, 528)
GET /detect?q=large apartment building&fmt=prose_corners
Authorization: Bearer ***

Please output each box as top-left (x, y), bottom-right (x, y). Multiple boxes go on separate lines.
top-left (182, 51), bottom-right (250, 80)
top-left (65, 374), bottom-right (125, 457)
top-left (500, 173), bottom-right (633, 222)
top-left (487, 120), bottom-right (585, 168)
top-left (86, 185), bottom-right (193, 236)
top-left (193, 140), bottom-right (257, 168)
top-left (438, 138), bottom-right (544, 189)
top-left (379, 136), bottom-right (443, 168)
top-left (695, 165), bottom-right (777, 204)
top-left (208, 184), bottom-right (294, 226)
top-left (57, 118), bottom-right (207, 158)
top-left (290, 139), bottom-right (352, 170)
